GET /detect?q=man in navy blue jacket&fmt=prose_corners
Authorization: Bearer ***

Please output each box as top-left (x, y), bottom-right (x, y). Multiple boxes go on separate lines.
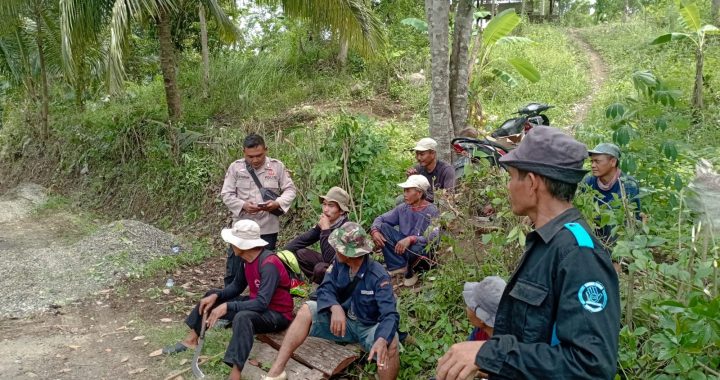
top-left (265, 223), bottom-right (400, 380)
top-left (436, 127), bottom-right (620, 380)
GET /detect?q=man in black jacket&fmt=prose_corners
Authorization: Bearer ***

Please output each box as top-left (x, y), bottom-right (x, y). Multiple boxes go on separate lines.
top-left (283, 187), bottom-right (350, 284)
top-left (436, 126), bottom-right (621, 380)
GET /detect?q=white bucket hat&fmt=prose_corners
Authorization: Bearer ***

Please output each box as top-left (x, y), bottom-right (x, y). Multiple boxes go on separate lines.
top-left (398, 174), bottom-right (430, 192)
top-left (221, 220), bottom-right (268, 250)
top-left (412, 137), bottom-right (438, 152)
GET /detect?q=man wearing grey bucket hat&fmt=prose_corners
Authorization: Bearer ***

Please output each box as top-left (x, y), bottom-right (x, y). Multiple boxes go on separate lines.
top-left (437, 127), bottom-right (620, 380)
top-left (283, 186), bottom-right (351, 284)
top-left (463, 276), bottom-right (506, 341)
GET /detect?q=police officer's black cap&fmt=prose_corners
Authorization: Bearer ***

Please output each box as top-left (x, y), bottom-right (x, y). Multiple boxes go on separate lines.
top-left (499, 126), bottom-right (589, 184)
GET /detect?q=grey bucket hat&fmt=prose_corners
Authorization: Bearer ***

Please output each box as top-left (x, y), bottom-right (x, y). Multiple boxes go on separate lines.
top-left (463, 276), bottom-right (507, 328)
top-left (499, 126), bottom-right (589, 184)
top-left (588, 143), bottom-right (621, 159)
top-left (319, 187), bottom-right (351, 212)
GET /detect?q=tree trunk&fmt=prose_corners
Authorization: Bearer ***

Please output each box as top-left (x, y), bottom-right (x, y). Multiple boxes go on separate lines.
top-left (156, 6), bottom-right (182, 122)
top-left (521, 0), bottom-right (526, 17)
top-left (337, 37), bottom-right (349, 66)
top-left (712, 0), bottom-right (720, 23)
top-left (426, 0), bottom-right (453, 162)
top-left (33, 2), bottom-right (49, 141)
top-left (199, 3), bottom-right (210, 99)
top-left (467, 24), bottom-right (484, 125)
top-left (449, 0), bottom-right (475, 136)
top-left (692, 46), bottom-right (704, 110)
top-left (74, 43), bottom-right (86, 110)
top-left (492, 0), bottom-right (498, 16)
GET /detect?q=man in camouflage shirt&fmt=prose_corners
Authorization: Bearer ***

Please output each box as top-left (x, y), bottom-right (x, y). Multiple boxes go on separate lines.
top-left (265, 223), bottom-right (400, 380)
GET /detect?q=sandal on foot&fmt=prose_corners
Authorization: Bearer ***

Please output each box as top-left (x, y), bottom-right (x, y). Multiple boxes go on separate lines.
top-left (162, 342), bottom-right (189, 354)
top-left (262, 371), bottom-right (287, 380)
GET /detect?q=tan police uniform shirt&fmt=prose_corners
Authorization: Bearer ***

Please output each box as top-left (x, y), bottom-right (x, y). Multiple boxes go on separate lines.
top-left (221, 157), bottom-right (297, 234)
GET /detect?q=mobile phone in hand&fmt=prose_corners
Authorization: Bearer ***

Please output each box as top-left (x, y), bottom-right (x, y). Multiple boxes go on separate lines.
top-left (257, 202), bottom-right (268, 208)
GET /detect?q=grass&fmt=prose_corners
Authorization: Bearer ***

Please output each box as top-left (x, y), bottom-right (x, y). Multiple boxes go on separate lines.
top-left (577, 21), bottom-right (720, 148)
top-left (139, 239), bottom-right (216, 278)
top-left (478, 23), bottom-right (592, 130)
top-left (31, 195), bottom-right (100, 243)
top-left (142, 319), bottom-right (234, 379)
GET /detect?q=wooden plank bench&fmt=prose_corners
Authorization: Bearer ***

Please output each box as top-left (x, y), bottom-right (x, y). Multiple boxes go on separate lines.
top-left (242, 341), bottom-right (325, 380)
top-left (258, 332), bottom-right (361, 378)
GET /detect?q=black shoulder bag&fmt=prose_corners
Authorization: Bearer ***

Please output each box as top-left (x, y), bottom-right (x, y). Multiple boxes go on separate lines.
top-left (246, 164), bottom-right (285, 217)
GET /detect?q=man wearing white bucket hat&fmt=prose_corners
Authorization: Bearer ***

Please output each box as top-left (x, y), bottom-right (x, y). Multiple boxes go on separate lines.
top-left (161, 220), bottom-right (294, 380)
top-left (371, 175), bottom-right (439, 287)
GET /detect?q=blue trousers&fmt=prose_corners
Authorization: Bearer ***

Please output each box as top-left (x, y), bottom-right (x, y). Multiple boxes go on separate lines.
top-left (378, 222), bottom-right (428, 275)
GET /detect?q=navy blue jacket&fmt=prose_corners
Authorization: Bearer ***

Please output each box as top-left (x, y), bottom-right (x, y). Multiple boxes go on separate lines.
top-left (316, 256), bottom-right (399, 344)
top-left (476, 208), bottom-right (621, 379)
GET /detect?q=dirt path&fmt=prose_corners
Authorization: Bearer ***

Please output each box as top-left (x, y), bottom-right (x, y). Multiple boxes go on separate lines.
top-left (0, 183), bottom-right (227, 379)
top-left (568, 29), bottom-right (608, 129)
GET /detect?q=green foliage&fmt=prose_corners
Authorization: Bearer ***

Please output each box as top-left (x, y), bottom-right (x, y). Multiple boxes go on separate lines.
top-left (400, 18), bottom-right (427, 33)
top-left (305, 115), bottom-right (411, 225)
top-left (579, 18), bottom-right (720, 379)
top-left (483, 9), bottom-right (521, 46)
top-left (478, 24), bottom-right (590, 129)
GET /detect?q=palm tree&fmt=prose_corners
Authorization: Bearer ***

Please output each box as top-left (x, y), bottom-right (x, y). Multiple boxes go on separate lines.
top-left (258, 0), bottom-right (386, 61)
top-left (62, 0), bottom-right (383, 123)
top-left (651, 1), bottom-right (719, 110)
top-left (1, 0), bottom-right (63, 140)
top-left (62, 0), bottom-right (235, 121)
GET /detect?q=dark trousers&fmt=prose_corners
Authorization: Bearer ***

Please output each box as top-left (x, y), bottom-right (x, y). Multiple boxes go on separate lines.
top-left (225, 233), bottom-right (278, 287)
top-left (378, 223), bottom-right (431, 277)
top-left (185, 292), bottom-right (289, 368)
top-left (295, 248), bottom-right (331, 284)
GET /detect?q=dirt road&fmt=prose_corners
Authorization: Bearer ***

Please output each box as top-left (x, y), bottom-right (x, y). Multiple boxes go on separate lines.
top-left (0, 183), bottom-right (225, 379)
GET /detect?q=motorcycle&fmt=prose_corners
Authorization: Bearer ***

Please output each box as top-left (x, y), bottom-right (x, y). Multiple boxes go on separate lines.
top-left (452, 103), bottom-right (553, 179)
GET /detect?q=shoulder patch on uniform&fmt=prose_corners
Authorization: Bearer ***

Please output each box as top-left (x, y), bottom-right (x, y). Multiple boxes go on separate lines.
top-left (379, 280), bottom-right (391, 288)
top-left (563, 223), bottom-right (594, 249)
top-left (577, 281), bottom-right (608, 312)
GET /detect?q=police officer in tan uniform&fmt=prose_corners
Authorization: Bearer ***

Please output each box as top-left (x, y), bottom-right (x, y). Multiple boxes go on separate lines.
top-left (221, 133), bottom-right (297, 285)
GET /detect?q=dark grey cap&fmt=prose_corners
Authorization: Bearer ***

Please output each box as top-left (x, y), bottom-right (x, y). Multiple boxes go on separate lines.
top-left (588, 143), bottom-right (621, 159)
top-left (499, 126), bottom-right (589, 184)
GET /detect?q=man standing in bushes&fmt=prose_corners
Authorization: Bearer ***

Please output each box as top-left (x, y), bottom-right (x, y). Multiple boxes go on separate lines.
top-left (585, 143), bottom-right (642, 245)
top-left (282, 186), bottom-right (351, 284)
top-left (221, 133), bottom-right (297, 286)
top-left (405, 137), bottom-right (456, 202)
top-left (436, 127), bottom-right (620, 379)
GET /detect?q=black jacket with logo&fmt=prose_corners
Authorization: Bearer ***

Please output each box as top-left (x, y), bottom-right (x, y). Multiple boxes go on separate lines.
top-left (476, 208), bottom-right (621, 379)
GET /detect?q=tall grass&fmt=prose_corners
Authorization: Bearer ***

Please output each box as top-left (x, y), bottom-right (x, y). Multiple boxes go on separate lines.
top-left (478, 24), bottom-right (591, 130)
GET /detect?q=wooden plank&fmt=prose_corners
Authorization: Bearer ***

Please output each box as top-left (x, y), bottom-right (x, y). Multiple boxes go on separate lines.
top-left (241, 364), bottom-right (269, 380)
top-left (245, 341), bottom-right (325, 380)
top-left (258, 332), bottom-right (360, 378)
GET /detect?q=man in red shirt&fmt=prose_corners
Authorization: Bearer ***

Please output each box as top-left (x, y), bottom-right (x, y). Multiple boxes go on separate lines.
top-left (162, 220), bottom-right (294, 380)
